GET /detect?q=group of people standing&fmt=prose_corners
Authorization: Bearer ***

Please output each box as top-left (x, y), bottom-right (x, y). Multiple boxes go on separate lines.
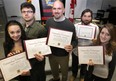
top-left (3, 0), bottom-right (116, 81)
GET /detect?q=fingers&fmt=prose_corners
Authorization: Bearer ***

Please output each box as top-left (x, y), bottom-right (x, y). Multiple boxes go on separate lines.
top-left (64, 45), bottom-right (73, 52)
top-left (88, 59), bottom-right (94, 66)
top-left (21, 70), bottom-right (30, 76)
top-left (7, 50), bottom-right (22, 57)
top-left (7, 52), bottom-right (14, 57)
top-left (34, 54), bottom-right (44, 61)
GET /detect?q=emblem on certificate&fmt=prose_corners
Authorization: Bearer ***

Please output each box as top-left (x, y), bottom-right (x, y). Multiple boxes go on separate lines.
top-left (0, 52), bottom-right (31, 81)
top-left (46, 28), bottom-right (73, 49)
top-left (78, 46), bottom-right (104, 64)
top-left (24, 37), bottom-right (51, 59)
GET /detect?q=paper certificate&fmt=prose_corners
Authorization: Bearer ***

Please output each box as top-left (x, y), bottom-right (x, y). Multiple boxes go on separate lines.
top-left (47, 28), bottom-right (73, 49)
top-left (24, 38), bottom-right (51, 59)
top-left (76, 25), bottom-right (96, 40)
top-left (78, 46), bottom-right (104, 64)
top-left (0, 52), bottom-right (31, 81)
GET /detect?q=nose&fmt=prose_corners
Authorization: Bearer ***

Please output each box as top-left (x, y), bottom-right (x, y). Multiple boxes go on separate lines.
top-left (14, 33), bottom-right (18, 37)
top-left (55, 9), bottom-right (58, 12)
top-left (102, 34), bottom-right (106, 38)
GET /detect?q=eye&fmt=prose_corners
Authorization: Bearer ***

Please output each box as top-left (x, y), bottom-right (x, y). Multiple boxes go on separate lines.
top-left (106, 33), bottom-right (110, 36)
top-left (10, 31), bottom-right (14, 34)
top-left (17, 30), bottom-right (21, 33)
top-left (100, 31), bottom-right (104, 34)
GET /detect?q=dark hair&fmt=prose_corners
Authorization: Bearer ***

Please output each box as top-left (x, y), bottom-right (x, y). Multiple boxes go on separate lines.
top-left (94, 23), bottom-right (116, 55)
top-left (81, 9), bottom-right (93, 22)
top-left (20, 2), bottom-right (35, 13)
top-left (4, 20), bottom-right (26, 56)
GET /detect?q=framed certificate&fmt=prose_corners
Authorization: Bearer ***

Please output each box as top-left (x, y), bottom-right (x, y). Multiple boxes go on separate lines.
top-left (78, 46), bottom-right (104, 64)
top-left (76, 25), bottom-right (96, 40)
top-left (24, 37), bottom-right (51, 59)
top-left (46, 28), bottom-right (73, 49)
top-left (0, 52), bottom-right (31, 81)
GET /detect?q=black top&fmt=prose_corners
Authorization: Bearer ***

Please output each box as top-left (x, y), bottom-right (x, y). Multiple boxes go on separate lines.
top-left (45, 18), bottom-right (78, 56)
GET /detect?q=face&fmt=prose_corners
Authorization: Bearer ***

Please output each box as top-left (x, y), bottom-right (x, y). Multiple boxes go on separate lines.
top-left (100, 28), bottom-right (111, 44)
top-left (21, 8), bottom-right (35, 22)
top-left (81, 12), bottom-right (92, 25)
top-left (52, 1), bottom-right (65, 19)
top-left (8, 25), bottom-right (21, 42)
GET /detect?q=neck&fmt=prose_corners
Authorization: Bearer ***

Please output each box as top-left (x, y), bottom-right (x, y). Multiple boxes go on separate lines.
top-left (101, 42), bottom-right (109, 46)
top-left (14, 39), bottom-right (22, 46)
top-left (25, 19), bottom-right (34, 27)
top-left (54, 15), bottom-right (65, 22)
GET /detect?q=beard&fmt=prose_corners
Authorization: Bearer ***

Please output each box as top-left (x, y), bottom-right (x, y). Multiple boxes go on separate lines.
top-left (81, 20), bottom-right (91, 25)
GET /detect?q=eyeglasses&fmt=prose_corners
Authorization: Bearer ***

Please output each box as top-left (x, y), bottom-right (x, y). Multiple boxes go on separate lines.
top-left (21, 11), bottom-right (33, 14)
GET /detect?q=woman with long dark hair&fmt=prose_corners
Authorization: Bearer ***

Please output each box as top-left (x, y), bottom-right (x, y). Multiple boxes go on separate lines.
top-left (3, 20), bottom-right (31, 81)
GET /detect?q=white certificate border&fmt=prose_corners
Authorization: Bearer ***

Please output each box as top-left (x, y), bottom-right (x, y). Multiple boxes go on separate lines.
top-left (24, 37), bottom-right (51, 59)
top-left (76, 25), bottom-right (96, 40)
top-left (78, 46), bottom-right (104, 64)
top-left (0, 52), bottom-right (31, 81)
top-left (47, 27), bottom-right (73, 49)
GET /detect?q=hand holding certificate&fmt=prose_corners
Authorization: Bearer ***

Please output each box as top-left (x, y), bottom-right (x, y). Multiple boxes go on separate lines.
top-left (24, 37), bottom-right (51, 59)
top-left (47, 28), bottom-right (73, 49)
top-left (0, 52), bottom-right (31, 81)
top-left (78, 46), bottom-right (104, 64)
top-left (76, 25), bottom-right (96, 40)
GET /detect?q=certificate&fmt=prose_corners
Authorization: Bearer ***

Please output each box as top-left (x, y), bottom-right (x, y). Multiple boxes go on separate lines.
top-left (0, 52), bottom-right (31, 81)
top-left (76, 25), bottom-right (96, 40)
top-left (47, 28), bottom-right (73, 49)
top-left (24, 38), bottom-right (51, 59)
top-left (78, 46), bottom-right (104, 64)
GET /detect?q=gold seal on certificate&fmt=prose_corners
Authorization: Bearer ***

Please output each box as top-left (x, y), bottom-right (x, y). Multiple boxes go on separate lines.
top-left (78, 46), bottom-right (104, 64)
top-left (76, 25), bottom-right (96, 40)
top-left (0, 52), bottom-right (31, 81)
top-left (24, 37), bottom-right (51, 59)
top-left (47, 28), bottom-right (73, 49)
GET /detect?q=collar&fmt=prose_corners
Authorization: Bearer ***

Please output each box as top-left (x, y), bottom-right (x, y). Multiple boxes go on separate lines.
top-left (53, 15), bottom-right (65, 22)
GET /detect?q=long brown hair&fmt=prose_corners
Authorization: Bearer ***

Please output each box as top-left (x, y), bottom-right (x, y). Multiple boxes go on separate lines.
top-left (94, 23), bottom-right (116, 55)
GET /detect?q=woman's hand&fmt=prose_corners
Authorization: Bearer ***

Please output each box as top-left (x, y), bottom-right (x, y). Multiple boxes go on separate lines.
top-left (7, 50), bottom-right (22, 57)
top-left (21, 70), bottom-right (30, 76)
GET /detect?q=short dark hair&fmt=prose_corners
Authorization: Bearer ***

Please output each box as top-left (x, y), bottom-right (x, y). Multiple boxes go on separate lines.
top-left (81, 9), bottom-right (93, 18)
top-left (20, 2), bottom-right (35, 13)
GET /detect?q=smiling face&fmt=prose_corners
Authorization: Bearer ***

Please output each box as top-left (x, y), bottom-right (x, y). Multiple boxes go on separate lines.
top-left (52, 1), bottom-right (65, 19)
top-left (8, 25), bottom-right (21, 42)
top-left (81, 12), bottom-right (92, 25)
top-left (100, 28), bottom-right (111, 44)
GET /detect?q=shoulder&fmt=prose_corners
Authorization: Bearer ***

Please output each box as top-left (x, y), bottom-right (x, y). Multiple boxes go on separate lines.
top-left (32, 22), bottom-right (44, 29)
top-left (90, 23), bottom-right (99, 28)
top-left (64, 18), bottom-right (74, 26)
top-left (46, 18), bottom-right (54, 22)
top-left (74, 22), bottom-right (81, 27)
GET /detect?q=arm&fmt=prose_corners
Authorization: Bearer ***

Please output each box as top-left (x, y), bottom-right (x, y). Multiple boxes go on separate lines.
top-left (107, 51), bottom-right (116, 81)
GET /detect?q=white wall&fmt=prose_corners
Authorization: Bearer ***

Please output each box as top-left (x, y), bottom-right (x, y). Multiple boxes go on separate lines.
top-left (65, 0), bottom-right (87, 18)
top-left (86, 0), bottom-right (103, 13)
top-left (3, 0), bottom-right (41, 21)
top-left (31, 0), bottom-right (41, 20)
top-left (102, 0), bottom-right (116, 10)
top-left (3, 0), bottom-right (26, 17)
top-left (3, 0), bottom-right (116, 20)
